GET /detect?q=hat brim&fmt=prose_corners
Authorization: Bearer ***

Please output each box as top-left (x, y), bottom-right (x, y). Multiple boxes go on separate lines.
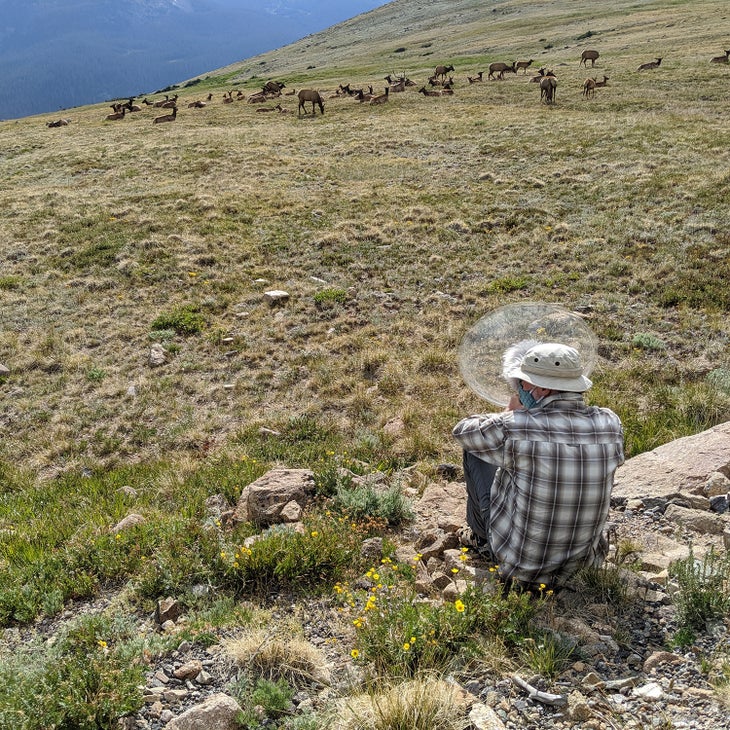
top-left (508, 364), bottom-right (592, 392)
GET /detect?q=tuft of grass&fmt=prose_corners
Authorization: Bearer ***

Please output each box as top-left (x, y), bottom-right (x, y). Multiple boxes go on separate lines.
top-left (333, 482), bottom-right (414, 527)
top-left (151, 304), bottom-right (206, 335)
top-left (632, 332), bottom-right (666, 351)
top-left (518, 632), bottom-right (576, 679)
top-left (668, 547), bottom-right (730, 635)
top-left (332, 677), bottom-right (470, 730)
top-left (224, 628), bottom-right (331, 686)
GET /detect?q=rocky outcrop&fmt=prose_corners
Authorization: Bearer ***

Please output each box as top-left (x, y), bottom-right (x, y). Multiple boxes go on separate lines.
top-left (612, 422), bottom-right (730, 506)
top-left (233, 468), bottom-right (316, 526)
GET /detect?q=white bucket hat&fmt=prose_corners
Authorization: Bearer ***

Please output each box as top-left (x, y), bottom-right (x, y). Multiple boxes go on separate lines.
top-left (505, 342), bottom-right (592, 392)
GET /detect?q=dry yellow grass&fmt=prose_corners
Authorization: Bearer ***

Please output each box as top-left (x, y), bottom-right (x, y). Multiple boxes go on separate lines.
top-left (0, 0), bottom-right (729, 474)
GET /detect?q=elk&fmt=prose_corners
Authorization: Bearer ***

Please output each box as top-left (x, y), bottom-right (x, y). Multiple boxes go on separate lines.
top-left (467, 72), bottom-right (484, 83)
top-left (540, 76), bottom-right (557, 104)
top-left (638, 58), bottom-right (662, 71)
top-left (262, 80), bottom-right (285, 95)
top-left (418, 86), bottom-right (451, 97)
top-left (153, 106), bottom-right (177, 124)
top-left (369, 87), bottom-right (389, 105)
top-left (488, 61), bottom-right (516, 80)
top-left (298, 89), bottom-right (324, 115)
top-left (160, 94), bottom-right (178, 109)
top-left (354, 87), bottom-right (377, 102)
top-left (433, 64), bottom-right (454, 82)
top-left (388, 78), bottom-right (407, 93)
top-left (710, 50), bottom-right (730, 64)
top-left (46, 118), bottom-right (70, 127)
top-left (105, 105), bottom-right (126, 121)
top-left (580, 49), bottom-right (600, 67)
top-left (516, 59), bottom-right (534, 74)
top-left (206, 93), bottom-right (213, 101)
top-left (582, 78), bottom-right (597, 98)
top-left (188, 100), bottom-right (207, 108)
top-left (594, 75), bottom-right (609, 88)
top-left (223, 91), bottom-right (235, 104)
top-left (529, 68), bottom-right (546, 83)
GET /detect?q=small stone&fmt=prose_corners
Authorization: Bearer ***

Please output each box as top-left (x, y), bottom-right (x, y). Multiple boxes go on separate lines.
top-left (264, 290), bottom-right (289, 305)
top-left (632, 682), bottom-right (664, 700)
top-left (149, 344), bottom-right (167, 366)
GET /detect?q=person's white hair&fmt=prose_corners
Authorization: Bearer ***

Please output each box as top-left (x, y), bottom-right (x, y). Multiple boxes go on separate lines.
top-left (502, 339), bottom-right (542, 393)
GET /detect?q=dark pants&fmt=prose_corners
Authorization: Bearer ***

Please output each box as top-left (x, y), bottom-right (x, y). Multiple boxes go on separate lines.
top-left (462, 451), bottom-right (499, 545)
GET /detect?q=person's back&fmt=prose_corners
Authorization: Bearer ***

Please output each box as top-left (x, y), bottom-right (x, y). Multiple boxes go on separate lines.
top-left (483, 393), bottom-right (622, 586)
top-left (452, 342), bottom-right (624, 590)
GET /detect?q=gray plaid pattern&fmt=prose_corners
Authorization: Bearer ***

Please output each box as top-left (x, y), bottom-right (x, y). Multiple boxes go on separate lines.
top-left (453, 392), bottom-right (624, 587)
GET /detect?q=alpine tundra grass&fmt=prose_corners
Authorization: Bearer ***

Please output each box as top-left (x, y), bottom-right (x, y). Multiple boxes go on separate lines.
top-left (1, 0), bottom-right (730, 727)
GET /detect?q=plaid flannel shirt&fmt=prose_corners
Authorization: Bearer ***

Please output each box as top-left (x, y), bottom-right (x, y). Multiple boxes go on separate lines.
top-left (453, 392), bottom-right (624, 587)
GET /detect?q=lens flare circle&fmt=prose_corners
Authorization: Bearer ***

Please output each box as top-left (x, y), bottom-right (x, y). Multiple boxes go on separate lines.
top-left (458, 302), bottom-right (598, 406)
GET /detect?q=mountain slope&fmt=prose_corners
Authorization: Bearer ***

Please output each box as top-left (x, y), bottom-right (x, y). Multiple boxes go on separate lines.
top-left (0, 0), bottom-right (388, 119)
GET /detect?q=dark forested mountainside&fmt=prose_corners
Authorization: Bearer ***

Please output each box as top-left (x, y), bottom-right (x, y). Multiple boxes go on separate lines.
top-left (0, 0), bottom-right (387, 119)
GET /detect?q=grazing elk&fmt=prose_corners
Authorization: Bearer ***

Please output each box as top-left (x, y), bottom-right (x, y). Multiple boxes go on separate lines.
top-left (488, 61), bottom-right (516, 80)
top-left (516, 59), bottom-right (534, 74)
top-left (540, 75), bottom-right (557, 104)
top-left (582, 77), bottom-right (597, 98)
top-left (580, 49), bottom-right (600, 67)
top-left (637, 58), bottom-right (662, 71)
top-left (710, 50), bottom-right (730, 64)
top-left (433, 64), bottom-right (454, 82)
top-left (298, 89), bottom-right (324, 115)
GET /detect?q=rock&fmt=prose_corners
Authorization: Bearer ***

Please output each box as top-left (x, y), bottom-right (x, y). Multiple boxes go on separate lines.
top-left (469, 702), bottom-right (507, 730)
top-left (704, 471), bottom-right (730, 498)
top-left (567, 690), bottom-right (593, 722)
top-left (173, 660), bottom-right (203, 680)
top-left (234, 468), bottom-right (315, 526)
top-left (709, 494), bottom-right (729, 513)
top-left (111, 513), bottom-right (145, 532)
top-left (663, 504), bottom-right (726, 535)
top-left (0, 363), bottom-right (10, 375)
top-left (155, 597), bottom-right (182, 625)
top-left (632, 682), bottom-right (664, 700)
top-left (165, 693), bottom-right (243, 730)
top-left (613, 422), bottom-right (730, 503)
top-left (279, 500), bottom-right (302, 522)
top-left (643, 651), bottom-right (682, 673)
top-left (360, 537), bottom-right (383, 563)
top-left (411, 481), bottom-right (466, 537)
top-left (264, 290), bottom-right (289, 306)
top-left (149, 344), bottom-right (167, 366)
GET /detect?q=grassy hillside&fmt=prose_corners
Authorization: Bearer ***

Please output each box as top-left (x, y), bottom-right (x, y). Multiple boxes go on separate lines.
top-left (1, 0), bottom-right (729, 478)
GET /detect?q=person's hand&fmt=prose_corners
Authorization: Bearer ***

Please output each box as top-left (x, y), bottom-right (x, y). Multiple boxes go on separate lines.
top-left (507, 393), bottom-right (523, 411)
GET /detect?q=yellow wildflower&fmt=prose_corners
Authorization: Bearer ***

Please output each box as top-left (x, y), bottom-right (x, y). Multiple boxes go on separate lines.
top-left (454, 599), bottom-right (465, 613)
top-left (351, 649), bottom-right (360, 659)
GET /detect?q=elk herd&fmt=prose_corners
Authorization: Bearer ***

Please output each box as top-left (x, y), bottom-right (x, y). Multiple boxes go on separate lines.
top-left (44, 45), bottom-right (729, 128)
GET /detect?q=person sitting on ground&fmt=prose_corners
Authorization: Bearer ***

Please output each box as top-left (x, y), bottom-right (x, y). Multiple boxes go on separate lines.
top-left (452, 340), bottom-right (624, 591)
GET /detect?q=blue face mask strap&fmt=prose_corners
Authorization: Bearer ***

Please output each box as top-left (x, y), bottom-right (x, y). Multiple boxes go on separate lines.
top-left (518, 382), bottom-right (540, 409)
